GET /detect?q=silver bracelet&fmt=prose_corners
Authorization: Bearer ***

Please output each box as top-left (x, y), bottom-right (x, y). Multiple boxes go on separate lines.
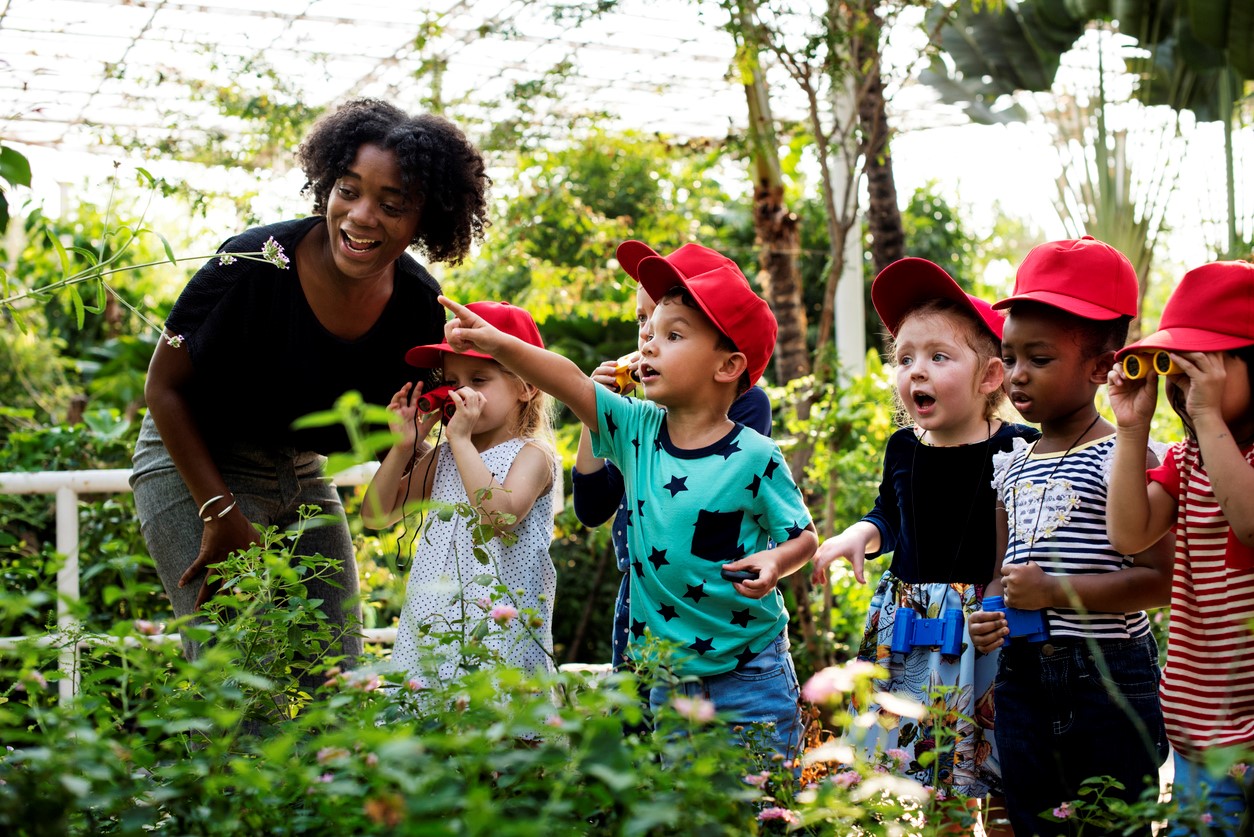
top-left (214, 501), bottom-right (237, 520)
top-left (197, 494), bottom-right (227, 521)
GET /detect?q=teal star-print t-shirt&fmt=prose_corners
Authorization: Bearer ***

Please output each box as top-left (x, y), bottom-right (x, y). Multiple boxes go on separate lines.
top-left (591, 385), bottom-right (812, 677)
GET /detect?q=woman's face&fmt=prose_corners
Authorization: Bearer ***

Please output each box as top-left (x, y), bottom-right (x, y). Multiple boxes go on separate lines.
top-left (323, 143), bottom-right (421, 282)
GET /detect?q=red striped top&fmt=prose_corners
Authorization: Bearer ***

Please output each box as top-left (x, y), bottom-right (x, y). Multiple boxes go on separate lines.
top-left (1149, 440), bottom-right (1254, 755)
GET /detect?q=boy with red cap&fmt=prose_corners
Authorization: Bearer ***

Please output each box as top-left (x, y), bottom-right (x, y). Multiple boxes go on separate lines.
top-left (969, 236), bottom-right (1173, 836)
top-left (438, 245), bottom-right (817, 764)
top-left (1107, 261), bottom-right (1254, 836)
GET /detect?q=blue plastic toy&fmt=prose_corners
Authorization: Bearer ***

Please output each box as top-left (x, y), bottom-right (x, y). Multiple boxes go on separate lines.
top-left (981, 595), bottom-right (1049, 645)
top-left (890, 607), bottom-right (964, 657)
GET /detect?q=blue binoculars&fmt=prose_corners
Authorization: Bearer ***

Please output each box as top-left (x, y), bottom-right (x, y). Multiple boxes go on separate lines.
top-left (981, 595), bottom-right (1049, 645)
top-left (890, 607), bottom-right (964, 657)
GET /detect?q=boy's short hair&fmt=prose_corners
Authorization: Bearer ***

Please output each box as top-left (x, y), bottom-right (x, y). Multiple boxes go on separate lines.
top-left (631, 247), bottom-right (777, 387)
top-left (995, 236), bottom-right (1138, 320)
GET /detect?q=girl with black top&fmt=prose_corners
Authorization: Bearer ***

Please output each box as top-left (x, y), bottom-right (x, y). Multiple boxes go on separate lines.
top-left (131, 99), bottom-right (490, 670)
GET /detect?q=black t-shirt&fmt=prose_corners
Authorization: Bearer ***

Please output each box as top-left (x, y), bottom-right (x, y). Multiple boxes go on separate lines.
top-left (164, 217), bottom-right (444, 454)
top-left (862, 422), bottom-right (1040, 584)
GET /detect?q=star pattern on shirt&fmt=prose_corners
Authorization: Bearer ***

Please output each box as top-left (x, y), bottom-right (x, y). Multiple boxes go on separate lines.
top-left (683, 583), bottom-right (708, 604)
top-left (638, 499), bottom-right (646, 516)
top-left (785, 522), bottom-right (806, 540)
top-left (632, 559), bottom-right (645, 578)
top-left (663, 475), bottom-right (688, 497)
top-left (763, 458), bottom-right (780, 480)
top-left (646, 547), bottom-right (669, 570)
top-left (734, 645), bottom-right (758, 669)
top-left (604, 413), bottom-right (618, 439)
top-left (631, 619), bottom-right (646, 639)
top-left (624, 508), bottom-right (633, 527)
top-left (657, 602), bottom-right (678, 622)
top-left (729, 608), bottom-right (755, 628)
top-left (746, 474), bottom-right (763, 497)
top-left (717, 439), bottom-right (742, 460)
top-left (689, 636), bottom-right (714, 656)
top-left (631, 437), bottom-right (641, 452)
top-left (653, 437), bottom-right (663, 452)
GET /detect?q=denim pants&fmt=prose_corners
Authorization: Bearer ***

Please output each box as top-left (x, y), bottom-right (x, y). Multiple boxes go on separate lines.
top-left (1169, 751), bottom-right (1251, 837)
top-left (995, 631), bottom-right (1168, 836)
top-left (648, 630), bottom-right (804, 765)
top-left (130, 414), bottom-right (363, 669)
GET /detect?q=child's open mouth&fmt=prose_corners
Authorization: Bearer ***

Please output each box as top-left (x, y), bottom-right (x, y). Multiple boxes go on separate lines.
top-left (639, 364), bottom-right (659, 383)
top-left (341, 230), bottom-right (381, 253)
top-left (913, 392), bottom-right (935, 412)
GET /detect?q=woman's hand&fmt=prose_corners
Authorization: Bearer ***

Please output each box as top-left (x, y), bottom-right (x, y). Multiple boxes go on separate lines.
top-left (181, 505), bottom-right (259, 608)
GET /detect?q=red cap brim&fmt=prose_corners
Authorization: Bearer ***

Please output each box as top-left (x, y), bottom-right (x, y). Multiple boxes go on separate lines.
top-left (1116, 326), bottom-right (1254, 359)
top-left (992, 290), bottom-right (1127, 320)
top-left (405, 343), bottom-right (493, 368)
top-left (616, 240), bottom-right (663, 283)
top-left (872, 258), bottom-right (1004, 340)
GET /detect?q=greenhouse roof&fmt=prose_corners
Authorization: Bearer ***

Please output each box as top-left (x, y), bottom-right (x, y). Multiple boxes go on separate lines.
top-left (0, 0), bottom-right (765, 154)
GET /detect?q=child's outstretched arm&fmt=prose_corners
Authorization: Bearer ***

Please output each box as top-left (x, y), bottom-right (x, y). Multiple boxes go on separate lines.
top-left (1106, 363), bottom-right (1176, 553)
top-left (723, 524), bottom-right (818, 599)
top-left (810, 522), bottom-right (882, 585)
top-left (1177, 351), bottom-right (1254, 545)
top-left (440, 296), bottom-right (599, 429)
top-left (361, 382), bottom-right (442, 529)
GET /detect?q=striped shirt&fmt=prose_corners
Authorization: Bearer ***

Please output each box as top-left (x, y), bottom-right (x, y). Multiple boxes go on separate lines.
top-left (993, 434), bottom-right (1151, 640)
top-left (1150, 439), bottom-right (1254, 755)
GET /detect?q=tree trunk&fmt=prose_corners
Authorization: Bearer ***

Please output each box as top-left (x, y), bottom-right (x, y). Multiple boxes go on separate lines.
top-left (856, 7), bottom-right (903, 276)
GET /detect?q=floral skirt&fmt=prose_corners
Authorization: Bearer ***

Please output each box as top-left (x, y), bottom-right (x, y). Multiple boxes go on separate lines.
top-left (851, 570), bottom-right (1001, 798)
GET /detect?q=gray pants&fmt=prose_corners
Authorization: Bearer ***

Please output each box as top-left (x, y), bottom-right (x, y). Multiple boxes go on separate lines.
top-left (130, 413), bottom-right (363, 667)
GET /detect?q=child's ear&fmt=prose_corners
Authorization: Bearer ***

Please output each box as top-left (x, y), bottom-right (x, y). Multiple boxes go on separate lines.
top-left (977, 356), bottom-right (1004, 395)
top-left (715, 352), bottom-right (749, 385)
top-left (1091, 350), bottom-right (1117, 384)
top-left (516, 381), bottom-right (539, 403)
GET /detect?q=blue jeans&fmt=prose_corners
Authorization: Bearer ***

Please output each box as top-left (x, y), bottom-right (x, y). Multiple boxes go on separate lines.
top-left (648, 630), bottom-right (804, 765)
top-left (1169, 752), bottom-right (1251, 837)
top-left (995, 632), bottom-right (1168, 836)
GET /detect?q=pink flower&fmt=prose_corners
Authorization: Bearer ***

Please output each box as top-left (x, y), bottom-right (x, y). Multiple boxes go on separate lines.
top-left (1230, 763), bottom-right (1249, 779)
top-left (832, 771), bottom-right (861, 788)
top-left (489, 604), bottom-right (518, 625)
top-left (757, 807), bottom-right (800, 824)
top-left (885, 748), bottom-right (910, 769)
top-left (364, 753), bottom-right (379, 768)
top-left (134, 619), bottom-right (163, 636)
top-left (1053, 802), bottom-right (1072, 819)
top-left (1201, 813), bottom-right (1215, 825)
top-left (801, 659), bottom-right (879, 703)
top-left (476, 596), bottom-right (492, 611)
top-left (671, 695), bottom-right (716, 724)
top-left (317, 772), bottom-right (334, 783)
top-left (743, 771), bottom-right (771, 788)
top-left (405, 678), bottom-right (425, 692)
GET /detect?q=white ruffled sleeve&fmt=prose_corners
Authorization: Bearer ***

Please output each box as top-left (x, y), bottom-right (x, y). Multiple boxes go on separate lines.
top-left (991, 436), bottom-right (1032, 493)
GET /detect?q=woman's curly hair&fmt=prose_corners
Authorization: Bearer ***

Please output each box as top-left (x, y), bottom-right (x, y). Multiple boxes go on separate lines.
top-left (297, 99), bottom-right (490, 264)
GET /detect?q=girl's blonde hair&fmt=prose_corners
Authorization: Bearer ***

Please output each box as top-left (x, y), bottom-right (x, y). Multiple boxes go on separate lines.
top-left (501, 364), bottom-right (558, 469)
top-left (887, 298), bottom-right (1008, 425)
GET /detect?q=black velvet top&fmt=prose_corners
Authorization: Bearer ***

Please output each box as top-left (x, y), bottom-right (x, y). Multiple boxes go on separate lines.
top-left (164, 217), bottom-right (445, 454)
top-left (863, 422), bottom-right (1039, 584)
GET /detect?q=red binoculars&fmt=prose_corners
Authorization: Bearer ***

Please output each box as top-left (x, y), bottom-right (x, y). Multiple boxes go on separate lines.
top-left (416, 385), bottom-right (457, 421)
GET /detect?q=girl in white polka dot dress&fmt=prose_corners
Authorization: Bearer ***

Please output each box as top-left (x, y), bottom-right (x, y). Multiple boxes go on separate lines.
top-left (363, 301), bottom-right (558, 685)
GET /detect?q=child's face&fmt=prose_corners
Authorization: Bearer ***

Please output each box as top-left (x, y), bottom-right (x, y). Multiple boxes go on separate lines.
top-left (442, 353), bottom-right (532, 439)
top-left (894, 311), bottom-right (999, 444)
top-left (635, 285), bottom-right (656, 350)
top-left (1000, 306), bottom-right (1099, 427)
top-left (1165, 352), bottom-right (1254, 442)
top-left (638, 298), bottom-right (728, 406)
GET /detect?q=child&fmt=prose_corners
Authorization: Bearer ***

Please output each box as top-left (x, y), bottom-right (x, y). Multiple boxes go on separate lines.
top-left (438, 246), bottom-right (818, 763)
top-left (969, 237), bottom-right (1172, 837)
top-left (572, 240), bottom-right (772, 670)
top-left (812, 258), bottom-right (1035, 827)
top-left (362, 301), bottom-right (558, 685)
top-left (1107, 260), bottom-right (1254, 836)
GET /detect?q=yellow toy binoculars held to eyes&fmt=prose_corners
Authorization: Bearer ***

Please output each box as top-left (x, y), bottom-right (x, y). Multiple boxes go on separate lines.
top-left (1121, 350), bottom-right (1180, 380)
top-left (612, 355), bottom-right (641, 394)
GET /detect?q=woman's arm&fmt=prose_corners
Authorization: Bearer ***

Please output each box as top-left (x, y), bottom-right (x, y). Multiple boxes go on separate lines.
top-left (145, 337), bottom-right (259, 607)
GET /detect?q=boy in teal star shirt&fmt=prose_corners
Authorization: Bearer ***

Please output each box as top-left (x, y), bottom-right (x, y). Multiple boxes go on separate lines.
top-left (438, 240), bottom-right (817, 762)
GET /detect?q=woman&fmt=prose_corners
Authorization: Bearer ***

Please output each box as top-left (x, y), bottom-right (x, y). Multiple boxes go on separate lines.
top-left (131, 99), bottom-right (490, 667)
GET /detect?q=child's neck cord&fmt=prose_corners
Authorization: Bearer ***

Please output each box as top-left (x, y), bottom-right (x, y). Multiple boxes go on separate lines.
top-left (1007, 412), bottom-right (1102, 562)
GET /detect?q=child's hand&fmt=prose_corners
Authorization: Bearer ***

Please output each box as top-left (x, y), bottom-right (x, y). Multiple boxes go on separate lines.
top-left (812, 531), bottom-right (870, 585)
top-left (723, 556), bottom-right (780, 600)
top-left (968, 610), bottom-right (1007, 654)
top-left (440, 296), bottom-right (504, 356)
top-left (590, 358), bottom-right (619, 390)
top-left (443, 386), bottom-right (484, 444)
top-left (1107, 362), bottom-right (1158, 431)
top-left (1000, 561), bottom-right (1056, 611)
top-left (1173, 351), bottom-right (1229, 424)
top-left (388, 383), bottom-right (440, 450)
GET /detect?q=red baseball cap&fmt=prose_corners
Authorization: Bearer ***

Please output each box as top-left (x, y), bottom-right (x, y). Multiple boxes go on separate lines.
top-left (871, 257), bottom-right (1005, 340)
top-left (405, 301), bottom-right (544, 368)
top-left (1117, 261), bottom-right (1254, 358)
top-left (617, 240), bottom-right (739, 284)
top-left (628, 245), bottom-right (778, 387)
top-left (994, 236), bottom-right (1138, 319)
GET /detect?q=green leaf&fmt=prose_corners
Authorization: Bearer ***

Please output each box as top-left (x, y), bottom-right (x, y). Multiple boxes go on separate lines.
top-left (46, 228), bottom-right (71, 275)
top-left (69, 284), bottom-right (85, 328)
top-left (150, 228), bottom-right (178, 266)
top-left (0, 145), bottom-right (31, 187)
top-left (472, 574), bottom-right (496, 587)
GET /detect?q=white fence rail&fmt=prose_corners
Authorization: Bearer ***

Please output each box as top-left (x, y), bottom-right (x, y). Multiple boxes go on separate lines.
top-left (0, 464), bottom-right (383, 705)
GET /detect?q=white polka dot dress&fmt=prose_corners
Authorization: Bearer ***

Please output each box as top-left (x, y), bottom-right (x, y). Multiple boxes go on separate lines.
top-left (392, 437), bottom-right (557, 684)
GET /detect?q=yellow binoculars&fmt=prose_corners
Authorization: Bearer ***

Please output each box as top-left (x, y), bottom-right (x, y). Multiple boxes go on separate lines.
top-left (612, 356), bottom-right (641, 394)
top-left (1121, 350), bottom-right (1179, 380)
